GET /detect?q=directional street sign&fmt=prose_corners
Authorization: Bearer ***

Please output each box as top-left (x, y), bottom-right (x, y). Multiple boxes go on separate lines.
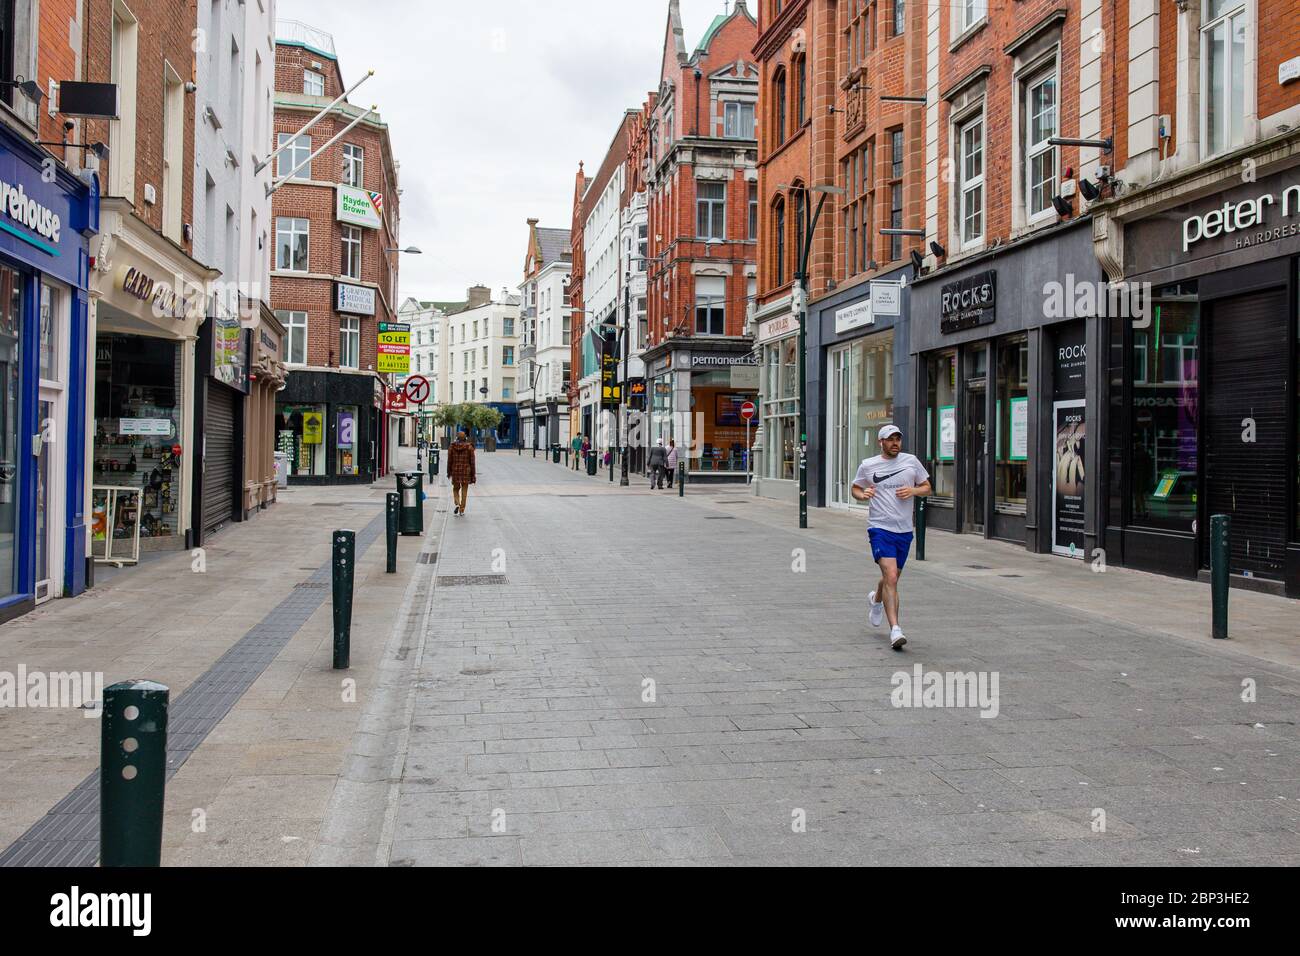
top-left (403, 375), bottom-right (431, 404)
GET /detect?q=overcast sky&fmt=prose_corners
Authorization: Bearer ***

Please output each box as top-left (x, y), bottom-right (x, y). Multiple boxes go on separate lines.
top-left (279, 0), bottom-right (741, 303)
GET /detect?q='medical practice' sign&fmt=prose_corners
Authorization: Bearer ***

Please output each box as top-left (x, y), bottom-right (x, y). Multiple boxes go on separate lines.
top-left (336, 281), bottom-right (376, 316)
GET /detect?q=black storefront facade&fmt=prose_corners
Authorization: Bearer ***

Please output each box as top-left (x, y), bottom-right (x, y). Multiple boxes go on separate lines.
top-left (1098, 153), bottom-right (1300, 597)
top-left (276, 369), bottom-right (382, 485)
top-left (910, 219), bottom-right (1105, 558)
top-left (805, 266), bottom-right (912, 510)
top-left (192, 312), bottom-right (250, 545)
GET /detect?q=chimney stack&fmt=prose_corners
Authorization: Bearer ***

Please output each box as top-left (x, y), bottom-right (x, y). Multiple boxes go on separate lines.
top-left (466, 285), bottom-right (491, 308)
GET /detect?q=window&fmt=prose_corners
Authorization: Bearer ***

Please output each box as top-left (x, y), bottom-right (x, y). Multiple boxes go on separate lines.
top-left (926, 350), bottom-right (957, 498)
top-left (276, 133), bottom-right (312, 180)
top-left (342, 144), bottom-right (364, 187)
top-left (749, 184), bottom-right (759, 240)
top-left (482, 345), bottom-right (488, 367)
top-left (415, 353), bottom-right (422, 372)
top-left (889, 130), bottom-right (905, 261)
top-left (773, 199), bottom-right (786, 287)
top-left (795, 55), bottom-right (807, 126)
top-left (277, 310), bottom-right (307, 365)
top-left (761, 336), bottom-right (799, 479)
top-left (108, 8), bottom-right (139, 197)
top-left (958, 115), bottom-right (984, 246)
top-left (562, 315), bottom-right (571, 345)
top-left (303, 69), bottom-right (324, 96)
top-left (695, 276), bottom-right (726, 336)
top-left (341, 225), bottom-right (362, 280)
top-left (503, 378), bottom-right (514, 400)
top-left (774, 69), bottom-right (787, 143)
top-left (724, 101), bottom-right (756, 138)
top-left (562, 361), bottom-right (572, 390)
top-left (162, 67), bottom-right (184, 242)
top-left (473, 320), bottom-right (479, 339)
top-left (275, 217), bottom-right (309, 272)
top-left (1025, 67), bottom-right (1058, 220)
top-left (892, 0), bottom-right (905, 36)
top-left (503, 346), bottom-right (514, 366)
top-left (841, 141), bottom-right (874, 277)
top-left (1202, 0), bottom-right (1247, 158)
top-left (995, 335), bottom-right (1028, 509)
top-left (697, 181), bottom-right (726, 239)
top-left (843, 0), bottom-right (875, 72)
top-left (463, 381), bottom-right (469, 400)
top-left (794, 189), bottom-right (807, 274)
top-left (503, 316), bottom-right (515, 337)
top-left (339, 317), bottom-right (359, 369)
top-left (958, 0), bottom-right (986, 34)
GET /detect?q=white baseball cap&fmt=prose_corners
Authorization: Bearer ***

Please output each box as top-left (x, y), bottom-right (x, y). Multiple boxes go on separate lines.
top-left (878, 424), bottom-right (902, 440)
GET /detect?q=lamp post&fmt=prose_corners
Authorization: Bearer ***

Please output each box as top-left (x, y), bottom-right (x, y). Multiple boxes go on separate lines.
top-left (779, 183), bottom-right (845, 529)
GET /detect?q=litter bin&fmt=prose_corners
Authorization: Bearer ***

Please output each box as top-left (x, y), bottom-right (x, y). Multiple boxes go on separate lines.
top-left (552, 444), bottom-right (561, 464)
top-left (397, 472), bottom-right (424, 536)
top-left (274, 451), bottom-right (288, 488)
top-left (429, 445), bottom-right (440, 478)
top-left (586, 450), bottom-right (597, 476)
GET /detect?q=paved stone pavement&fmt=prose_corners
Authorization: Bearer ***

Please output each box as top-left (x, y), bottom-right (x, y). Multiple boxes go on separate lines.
top-left (360, 452), bottom-right (1300, 867)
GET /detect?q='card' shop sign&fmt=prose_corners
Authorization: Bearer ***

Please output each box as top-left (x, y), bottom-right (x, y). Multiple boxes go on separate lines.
top-left (120, 267), bottom-right (205, 321)
top-left (940, 270), bottom-right (996, 334)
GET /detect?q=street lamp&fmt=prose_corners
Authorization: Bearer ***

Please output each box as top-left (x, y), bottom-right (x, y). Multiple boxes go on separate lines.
top-left (385, 246), bottom-right (423, 254)
top-left (778, 182), bottom-right (846, 529)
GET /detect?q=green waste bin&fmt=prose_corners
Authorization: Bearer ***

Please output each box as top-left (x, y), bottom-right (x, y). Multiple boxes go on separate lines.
top-left (552, 444), bottom-right (561, 464)
top-left (397, 472), bottom-right (424, 535)
top-left (586, 450), bottom-right (597, 476)
top-left (429, 445), bottom-right (440, 478)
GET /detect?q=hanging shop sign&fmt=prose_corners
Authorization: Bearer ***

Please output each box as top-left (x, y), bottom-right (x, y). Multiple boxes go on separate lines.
top-left (336, 281), bottom-right (376, 316)
top-left (336, 184), bottom-right (384, 230)
top-left (835, 299), bottom-right (874, 334)
top-left (601, 351), bottom-right (621, 408)
top-left (377, 320), bottom-right (410, 374)
top-left (212, 315), bottom-right (249, 392)
top-left (1051, 399), bottom-right (1087, 558)
top-left (870, 281), bottom-right (903, 316)
top-left (940, 270), bottom-right (996, 334)
top-left (385, 389), bottom-right (407, 412)
top-left (627, 377), bottom-right (647, 411)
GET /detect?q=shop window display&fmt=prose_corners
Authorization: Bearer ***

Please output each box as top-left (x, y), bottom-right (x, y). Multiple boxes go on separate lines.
top-left (995, 335), bottom-right (1028, 509)
top-left (761, 336), bottom-right (798, 480)
top-left (336, 405), bottom-right (359, 476)
top-left (277, 405), bottom-right (328, 476)
top-left (829, 330), bottom-right (895, 506)
top-left (0, 265), bottom-right (21, 594)
top-left (926, 350), bottom-right (957, 499)
top-left (689, 368), bottom-right (756, 472)
top-left (92, 335), bottom-right (182, 541)
top-left (1130, 287), bottom-right (1198, 530)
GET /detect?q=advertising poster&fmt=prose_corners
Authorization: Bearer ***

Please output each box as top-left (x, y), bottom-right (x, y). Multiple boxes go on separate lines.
top-left (938, 406), bottom-right (956, 461)
top-left (1052, 399), bottom-right (1086, 557)
top-left (302, 412), bottom-right (323, 445)
top-left (716, 393), bottom-right (749, 426)
top-left (1010, 396), bottom-right (1028, 461)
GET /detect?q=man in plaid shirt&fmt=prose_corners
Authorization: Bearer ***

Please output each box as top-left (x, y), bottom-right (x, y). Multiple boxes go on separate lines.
top-left (447, 430), bottom-right (477, 516)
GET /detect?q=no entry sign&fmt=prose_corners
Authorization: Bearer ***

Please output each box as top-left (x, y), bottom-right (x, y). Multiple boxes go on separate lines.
top-left (740, 401), bottom-right (756, 421)
top-left (403, 375), bottom-right (431, 404)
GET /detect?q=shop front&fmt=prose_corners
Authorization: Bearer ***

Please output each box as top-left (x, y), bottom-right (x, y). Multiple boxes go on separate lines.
top-left (1098, 159), bottom-right (1300, 596)
top-left (89, 199), bottom-right (215, 566)
top-left (807, 269), bottom-right (912, 511)
top-left (751, 308), bottom-right (798, 502)
top-left (192, 304), bottom-right (250, 544)
top-left (911, 220), bottom-right (1104, 556)
top-left (275, 369), bottom-right (383, 484)
top-left (642, 339), bottom-right (758, 482)
top-left (244, 306), bottom-right (286, 517)
top-left (0, 128), bottom-right (98, 621)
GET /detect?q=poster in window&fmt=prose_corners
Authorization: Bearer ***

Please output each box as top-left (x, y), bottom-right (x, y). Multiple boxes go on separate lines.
top-left (1010, 397), bottom-right (1029, 461)
top-left (716, 393), bottom-right (750, 426)
top-left (302, 412), bottom-right (323, 445)
top-left (938, 405), bottom-right (956, 460)
top-left (1052, 399), bottom-right (1086, 558)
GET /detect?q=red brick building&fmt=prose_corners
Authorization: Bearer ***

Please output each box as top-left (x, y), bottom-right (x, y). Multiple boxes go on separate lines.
top-left (269, 25), bottom-right (404, 483)
top-left (640, 0), bottom-right (760, 476)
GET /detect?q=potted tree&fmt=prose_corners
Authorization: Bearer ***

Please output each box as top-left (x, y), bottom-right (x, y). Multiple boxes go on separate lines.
top-left (430, 403), bottom-right (504, 451)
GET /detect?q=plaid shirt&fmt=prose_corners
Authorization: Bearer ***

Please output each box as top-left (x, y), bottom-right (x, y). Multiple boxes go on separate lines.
top-left (447, 440), bottom-right (476, 484)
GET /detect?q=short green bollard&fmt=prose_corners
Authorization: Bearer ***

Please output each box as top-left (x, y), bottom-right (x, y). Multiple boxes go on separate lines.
top-left (100, 679), bottom-right (169, 867)
top-left (333, 529), bottom-right (354, 669)
top-left (915, 497), bottom-right (927, 561)
top-left (1211, 513), bottom-right (1230, 639)
top-left (397, 472), bottom-right (423, 535)
top-left (564, 448), bottom-right (570, 468)
top-left (678, 461), bottom-right (685, 498)
top-left (385, 493), bottom-right (398, 574)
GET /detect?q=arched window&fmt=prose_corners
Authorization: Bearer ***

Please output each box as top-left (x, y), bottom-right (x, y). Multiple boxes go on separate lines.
top-left (773, 198), bottom-right (786, 287)
top-left (794, 55), bottom-right (807, 126)
top-left (773, 68), bottom-right (787, 144)
top-left (792, 186), bottom-right (807, 276)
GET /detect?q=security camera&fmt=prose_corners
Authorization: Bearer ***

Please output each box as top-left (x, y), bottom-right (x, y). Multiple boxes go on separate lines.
top-left (184, 81), bottom-right (197, 94)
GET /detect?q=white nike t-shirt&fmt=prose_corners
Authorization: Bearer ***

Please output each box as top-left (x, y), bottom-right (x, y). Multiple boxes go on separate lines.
top-left (852, 452), bottom-right (930, 534)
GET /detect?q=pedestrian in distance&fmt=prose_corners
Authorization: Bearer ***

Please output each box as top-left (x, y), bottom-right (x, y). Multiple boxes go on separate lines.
top-left (647, 438), bottom-right (668, 489)
top-left (571, 434), bottom-right (582, 470)
top-left (850, 424), bottom-right (931, 650)
top-left (665, 438), bottom-right (679, 488)
top-left (581, 435), bottom-right (591, 466)
top-left (448, 430), bottom-right (477, 517)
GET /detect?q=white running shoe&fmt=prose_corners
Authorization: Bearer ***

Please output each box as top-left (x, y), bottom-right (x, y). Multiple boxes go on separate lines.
top-left (890, 626), bottom-right (908, 651)
top-left (868, 590), bottom-right (885, 629)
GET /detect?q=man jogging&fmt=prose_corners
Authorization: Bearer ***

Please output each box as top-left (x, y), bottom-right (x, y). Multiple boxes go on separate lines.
top-left (851, 424), bottom-right (930, 649)
top-left (447, 430), bottom-right (477, 516)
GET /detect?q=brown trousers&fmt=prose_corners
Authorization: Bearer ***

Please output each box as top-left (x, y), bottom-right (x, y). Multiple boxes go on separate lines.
top-left (453, 482), bottom-right (469, 512)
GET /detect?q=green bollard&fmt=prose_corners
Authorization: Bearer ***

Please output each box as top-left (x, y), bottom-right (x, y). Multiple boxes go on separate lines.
top-left (678, 461), bottom-right (685, 498)
top-left (565, 448), bottom-right (570, 468)
top-left (1211, 514), bottom-right (1230, 639)
top-left (430, 447), bottom-right (439, 478)
top-left (609, 447), bottom-right (614, 482)
top-left (100, 679), bottom-right (169, 867)
top-left (385, 493), bottom-right (398, 574)
top-left (915, 497), bottom-right (927, 561)
top-left (333, 529), bottom-right (355, 669)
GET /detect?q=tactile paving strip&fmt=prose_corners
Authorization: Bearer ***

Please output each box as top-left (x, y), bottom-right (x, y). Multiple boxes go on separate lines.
top-left (0, 511), bottom-right (387, 868)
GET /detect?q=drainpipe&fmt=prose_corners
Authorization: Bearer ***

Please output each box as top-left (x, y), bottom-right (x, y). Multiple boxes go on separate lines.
top-left (693, 69), bottom-right (702, 136)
